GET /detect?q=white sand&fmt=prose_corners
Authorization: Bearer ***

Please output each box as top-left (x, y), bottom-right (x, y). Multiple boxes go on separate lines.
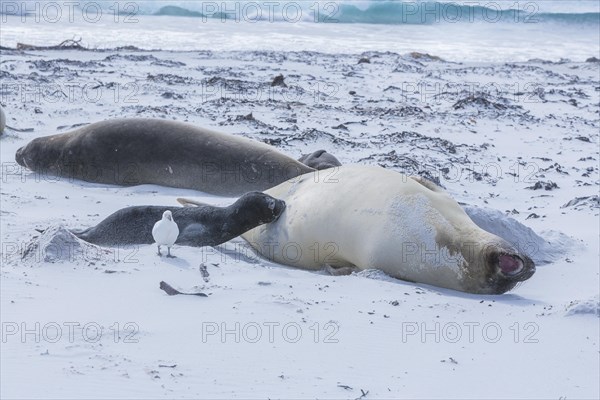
top-left (1, 48), bottom-right (598, 399)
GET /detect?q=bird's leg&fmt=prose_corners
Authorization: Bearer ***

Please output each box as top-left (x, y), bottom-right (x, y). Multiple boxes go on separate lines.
top-left (166, 247), bottom-right (176, 258)
top-left (157, 245), bottom-right (162, 256)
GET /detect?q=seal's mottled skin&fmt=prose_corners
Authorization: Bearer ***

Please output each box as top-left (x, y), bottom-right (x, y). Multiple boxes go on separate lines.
top-left (242, 165), bottom-right (535, 295)
top-left (15, 118), bottom-right (314, 196)
top-left (74, 192), bottom-right (285, 247)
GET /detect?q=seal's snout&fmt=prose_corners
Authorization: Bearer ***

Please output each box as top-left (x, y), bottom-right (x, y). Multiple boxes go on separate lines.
top-left (15, 146), bottom-right (26, 167)
top-left (239, 192), bottom-right (287, 224)
top-left (272, 199), bottom-right (286, 220)
top-left (480, 248), bottom-right (536, 294)
top-left (494, 252), bottom-right (535, 281)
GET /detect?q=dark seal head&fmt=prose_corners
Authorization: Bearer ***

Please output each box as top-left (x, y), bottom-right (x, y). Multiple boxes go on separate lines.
top-left (298, 150), bottom-right (342, 170)
top-left (232, 191), bottom-right (286, 226)
top-left (16, 136), bottom-right (57, 171)
top-left (455, 237), bottom-right (536, 294)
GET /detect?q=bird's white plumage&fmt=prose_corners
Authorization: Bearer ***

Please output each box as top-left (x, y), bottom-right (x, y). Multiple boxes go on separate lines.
top-left (152, 210), bottom-right (179, 246)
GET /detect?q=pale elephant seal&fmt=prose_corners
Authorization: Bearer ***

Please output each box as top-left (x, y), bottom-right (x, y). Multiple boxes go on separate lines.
top-left (15, 118), bottom-right (314, 196)
top-left (74, 192), bottom-right (285, 247)
top-left (242, 165), bottom-right (535, 295)
top-left (0, 105), bottom-right (6, 135)
top-left (298, 150), bottom-right (342, 170)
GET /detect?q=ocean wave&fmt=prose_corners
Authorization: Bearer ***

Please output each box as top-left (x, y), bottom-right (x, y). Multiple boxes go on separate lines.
top-left (153, 5), bottom-right (205, 18)
top-left (150, 2), bottom-right (599, 25)
top-left (2, 1), bottom-right (598, 26)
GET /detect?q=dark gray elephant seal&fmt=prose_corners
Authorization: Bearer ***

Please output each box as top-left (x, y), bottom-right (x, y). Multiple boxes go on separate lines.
top-left (15, 118), bottom-right (314, 196)
top-left (74, 192), bottom-right (285, 247)
top-left (298, 150), bottom-right (341, 170)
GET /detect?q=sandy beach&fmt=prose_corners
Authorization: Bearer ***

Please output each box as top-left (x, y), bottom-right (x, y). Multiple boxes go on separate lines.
top-left (1, 46), bottom-right (598, 399)
top-left (1, 1), bottom-right (599, 398)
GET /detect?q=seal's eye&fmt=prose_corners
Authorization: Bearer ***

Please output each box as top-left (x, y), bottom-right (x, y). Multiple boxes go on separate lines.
top-left (498, 254), bottom-right (524, 276)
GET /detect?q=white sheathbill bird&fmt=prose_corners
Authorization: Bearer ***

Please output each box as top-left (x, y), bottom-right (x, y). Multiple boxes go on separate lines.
top-left (152, 210), bottom-right (179, 258)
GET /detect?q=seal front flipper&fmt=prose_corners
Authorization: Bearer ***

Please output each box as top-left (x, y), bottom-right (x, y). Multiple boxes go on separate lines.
top-left (298, 150), bottom-right (342, 170)
top-left (176, 223), bottom-right (215, 247)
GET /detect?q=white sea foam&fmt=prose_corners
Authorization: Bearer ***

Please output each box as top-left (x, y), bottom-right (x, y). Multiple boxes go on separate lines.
top-left (1, 1), bottom-right (598, 61)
